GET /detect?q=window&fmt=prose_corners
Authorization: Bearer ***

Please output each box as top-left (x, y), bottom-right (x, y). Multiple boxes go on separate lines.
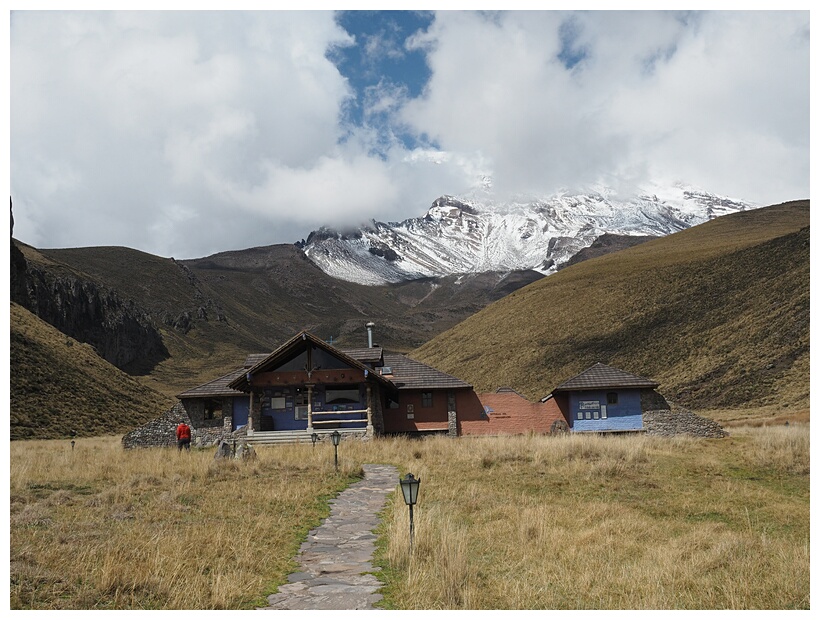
top-left (325, 387), bottom-right (360, 404)
top-left (421, 392), bottom-right (433, 408)
top-left (294, 406), bottom-right (309, 420)
top-left (204, 399), bottom-right (221, 420)
top-left (311, 346), bottom-right (352, 371)
top-left (607, 392), bottom-right (619, 405)
top-left (294, 390), bottom-right (309, 420)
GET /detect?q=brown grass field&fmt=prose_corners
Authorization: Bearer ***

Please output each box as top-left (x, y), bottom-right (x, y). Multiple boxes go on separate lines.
top-left (10, 424), bottom-right (809, 610)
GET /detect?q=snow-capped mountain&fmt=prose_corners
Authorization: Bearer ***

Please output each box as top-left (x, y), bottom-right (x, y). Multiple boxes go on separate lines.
top-left (300, 184), bottom-right (757, 286)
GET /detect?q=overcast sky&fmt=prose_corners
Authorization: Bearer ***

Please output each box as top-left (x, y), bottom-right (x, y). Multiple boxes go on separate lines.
top-left (9, 9), bottom-right (810, 259)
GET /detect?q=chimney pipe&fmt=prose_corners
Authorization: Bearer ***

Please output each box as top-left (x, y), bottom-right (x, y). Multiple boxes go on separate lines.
top-left (366, 321), bottom-right (375, 348)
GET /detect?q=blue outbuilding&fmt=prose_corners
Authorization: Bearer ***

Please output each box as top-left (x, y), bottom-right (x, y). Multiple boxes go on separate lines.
top-left (548, 363), bottom-right (666, 433)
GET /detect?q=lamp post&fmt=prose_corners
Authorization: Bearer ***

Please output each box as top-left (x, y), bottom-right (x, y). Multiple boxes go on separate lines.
top-left (399, 473), bottom-right (421, 551)
top-left (330, 430), bottom-right (341, 472)
top-left (311, 432), bottom-right (319, 449)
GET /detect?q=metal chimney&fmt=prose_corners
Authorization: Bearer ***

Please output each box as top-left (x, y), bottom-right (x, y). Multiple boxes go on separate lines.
top-left (366, 321), bottom-right (376, 348)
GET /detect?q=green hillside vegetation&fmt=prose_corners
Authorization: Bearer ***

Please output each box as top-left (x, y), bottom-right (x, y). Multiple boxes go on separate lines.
top-left (412, 201), bottom-right (809, 417)
top-left (10, 302), bottom-right (174, 440)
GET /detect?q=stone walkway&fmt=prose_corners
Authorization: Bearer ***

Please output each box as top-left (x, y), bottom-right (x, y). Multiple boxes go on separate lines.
top-left (260, 463), bottom-right (399, 610)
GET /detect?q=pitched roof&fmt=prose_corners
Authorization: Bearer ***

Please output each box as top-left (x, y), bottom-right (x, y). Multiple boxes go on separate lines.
top-left (182, 335), bottom-right (471, 398)
top-left (382, 352), bottom-right (472, 390)
top-left (228, 331), bottom-right (393, 392)
top-left (243, 347), bottom-right (383, 368)
top-left (243, 353), bottom-right (268, 368)
top-left (552, 362), bottom-right (659, 392)
top-left (177, 367), bottom-right (247, 399)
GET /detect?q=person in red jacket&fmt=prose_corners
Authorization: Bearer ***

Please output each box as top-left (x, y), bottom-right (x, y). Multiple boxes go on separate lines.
top-left (176, 421), bottom-right (191, 451)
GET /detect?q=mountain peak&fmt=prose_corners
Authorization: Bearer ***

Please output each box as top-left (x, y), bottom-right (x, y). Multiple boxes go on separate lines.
top-left (302, 184), bottom-right (758, 285)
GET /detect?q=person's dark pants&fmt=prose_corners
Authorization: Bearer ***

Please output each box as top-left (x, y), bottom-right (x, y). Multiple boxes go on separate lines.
top-left (178, 439), bottom-right (191, 451)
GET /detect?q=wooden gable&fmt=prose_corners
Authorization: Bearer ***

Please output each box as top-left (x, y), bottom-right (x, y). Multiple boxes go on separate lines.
top-left (228, 331), bottom-right (392, 392)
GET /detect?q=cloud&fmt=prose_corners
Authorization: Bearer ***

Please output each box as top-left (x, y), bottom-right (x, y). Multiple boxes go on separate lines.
top-left (400, 10), bottom-right (809, 202)
top-left (10, 10), bottom-right (809, 260)
top-left (11, 11), bottom-right (356, 257)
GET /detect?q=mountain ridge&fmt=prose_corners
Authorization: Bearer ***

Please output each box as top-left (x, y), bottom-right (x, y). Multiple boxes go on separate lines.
top-left (300, 183), bottom-right (757, 285)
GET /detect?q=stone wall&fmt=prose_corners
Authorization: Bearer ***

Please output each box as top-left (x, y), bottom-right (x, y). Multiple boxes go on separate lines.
top-left (447, 390), bottom-right (458, 437)
top-left (123, 400), bottom-right (239, 449)
top-left (122, 402), bottom-right (189, 449)
top-left (181, 398), bottom-right (231, 445)
top-left (370, 388), bottom-right (385, 436)
top-left (643, 408), bottom-right (728, 438)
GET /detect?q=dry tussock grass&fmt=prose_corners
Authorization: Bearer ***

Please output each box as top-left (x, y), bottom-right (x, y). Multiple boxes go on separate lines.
top-left (10, 436), bottom-right (359, 609)
top-left (371, 428), bottom-right (809, 609)
top-left (11, 425), bottom-right (809, 609)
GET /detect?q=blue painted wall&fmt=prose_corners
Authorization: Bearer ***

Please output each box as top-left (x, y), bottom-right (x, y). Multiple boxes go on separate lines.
top-left (260, 385), bottom-right (367, 431)
top-left (232, 397), bottom-right (249, 430)
top-left (568, 389), bottom-right (644, 432)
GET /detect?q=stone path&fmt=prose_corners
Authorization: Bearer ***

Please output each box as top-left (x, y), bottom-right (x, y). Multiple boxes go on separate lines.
top-left (260, 463), bottom-right (399, 610)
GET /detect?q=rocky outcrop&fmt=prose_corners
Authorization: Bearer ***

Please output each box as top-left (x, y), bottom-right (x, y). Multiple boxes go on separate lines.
top-left (10, 200), bottom-right (29, 305)
top-left (16, 260), bottom-right (168, 374)
top-left (643, 408), bottom-right (728, 438)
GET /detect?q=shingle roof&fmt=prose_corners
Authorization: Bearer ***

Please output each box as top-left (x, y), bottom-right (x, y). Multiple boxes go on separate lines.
top-left (341, 347), bottom-right (384, 365)
top-left (243, 354), bottom-right (268, 368)
top-left (552, 363), bottom-right (659, 392)
top-left (382, 352), bottom-right (472, 390)
top-left (177, 367), bottom-right (247, 399)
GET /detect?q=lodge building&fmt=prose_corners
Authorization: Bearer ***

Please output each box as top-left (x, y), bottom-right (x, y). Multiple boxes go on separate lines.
top-left (122, 324), bottom-right (671, 448)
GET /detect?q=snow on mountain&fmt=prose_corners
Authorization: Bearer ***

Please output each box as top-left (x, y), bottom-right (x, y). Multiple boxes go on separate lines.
top-left (300, 184), bottom-right (757, 286)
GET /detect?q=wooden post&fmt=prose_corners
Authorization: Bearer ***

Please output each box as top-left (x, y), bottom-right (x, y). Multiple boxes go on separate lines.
top-left (306, 384), bottom-right (314, 432)
top-left (247, 392), bottom-right (254, 436)
top-left (366, 384), bottom-right (374, 437)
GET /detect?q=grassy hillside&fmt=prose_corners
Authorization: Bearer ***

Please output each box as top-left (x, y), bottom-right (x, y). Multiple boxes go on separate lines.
top-left (412, 201), bottom-right (809, 414)
top-left (10, 302), bottom-right (174, 440)
top-left (30, 242), bottom-right (541, 397)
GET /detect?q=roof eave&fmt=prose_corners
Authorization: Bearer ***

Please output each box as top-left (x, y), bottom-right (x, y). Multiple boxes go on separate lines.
top-left (552, 382), bottom-right (660, 393)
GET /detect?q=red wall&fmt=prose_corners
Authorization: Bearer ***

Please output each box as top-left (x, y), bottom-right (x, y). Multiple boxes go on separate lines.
top-left (381, 388), bottom-right (569, 436)
top-left (460, 391), bottom-right (567, 436)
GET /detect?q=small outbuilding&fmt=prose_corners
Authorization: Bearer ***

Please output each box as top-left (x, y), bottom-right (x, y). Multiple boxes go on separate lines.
top-left (547, 362), bottom-right (669, 433)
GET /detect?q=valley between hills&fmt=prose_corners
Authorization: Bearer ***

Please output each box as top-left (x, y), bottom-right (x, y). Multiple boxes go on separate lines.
top-left (9, 199), bottom-right (809, 439)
